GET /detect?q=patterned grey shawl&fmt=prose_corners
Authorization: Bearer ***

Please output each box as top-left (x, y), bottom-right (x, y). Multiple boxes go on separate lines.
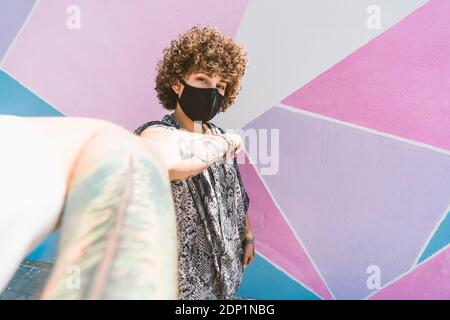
top-left (135, 113), bottom-right (249, 299)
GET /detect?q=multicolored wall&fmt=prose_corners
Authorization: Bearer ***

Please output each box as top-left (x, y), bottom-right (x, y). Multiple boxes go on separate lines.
top-left (1, 0), bottom-right (449, 299)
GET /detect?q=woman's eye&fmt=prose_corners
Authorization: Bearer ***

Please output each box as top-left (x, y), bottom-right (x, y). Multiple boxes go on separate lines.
top-left (196, 77), bottom-right (225, 90)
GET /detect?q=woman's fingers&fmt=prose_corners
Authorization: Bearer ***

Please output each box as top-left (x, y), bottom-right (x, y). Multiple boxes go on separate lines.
top-left (234, 140), bottom-right (243, 154)
top-left (243, 244), bottom-right (255, 266)
top-left (248, 250), bottom-right (254, 265)
top-left (222, 133), bottom-right (243, 156)
top-left (244, 254), bottom-right (254, 266)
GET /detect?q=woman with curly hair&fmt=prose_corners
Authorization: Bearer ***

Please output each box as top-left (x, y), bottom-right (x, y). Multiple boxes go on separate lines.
top-left (135, 25), bottom-right (254, 300)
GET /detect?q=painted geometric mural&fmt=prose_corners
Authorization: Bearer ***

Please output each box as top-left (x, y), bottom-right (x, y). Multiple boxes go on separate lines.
top-left (1, 0), bottom-right (449, 299)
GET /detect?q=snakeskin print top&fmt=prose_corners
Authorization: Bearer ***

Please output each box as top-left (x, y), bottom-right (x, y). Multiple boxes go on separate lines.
top-left (135, 113), bottom-right (250, 299)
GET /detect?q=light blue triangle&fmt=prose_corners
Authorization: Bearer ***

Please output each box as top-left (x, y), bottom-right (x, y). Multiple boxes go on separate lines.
top-left (236, 254), bottom-right (322, 300)
top-left (0, 70), bottom-right (63, 116)
top-left (26, 232), bottom-right (60, 263)
top-left (418, 211), bottom-right (450, 263)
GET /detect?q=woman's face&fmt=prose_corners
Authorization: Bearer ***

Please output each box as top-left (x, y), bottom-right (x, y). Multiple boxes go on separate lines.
top-left (174, 72), bottom-right (228, 97)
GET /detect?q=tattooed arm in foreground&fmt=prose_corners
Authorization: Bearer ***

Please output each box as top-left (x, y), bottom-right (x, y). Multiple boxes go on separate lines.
top-left (39, 125), bottom-right (176, 299)
top-left (9, 117), bottom-right (240, 299)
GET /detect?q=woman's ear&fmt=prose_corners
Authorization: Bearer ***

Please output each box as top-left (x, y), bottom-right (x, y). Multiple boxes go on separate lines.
top-left (171, 79), bottom-right (181, 95)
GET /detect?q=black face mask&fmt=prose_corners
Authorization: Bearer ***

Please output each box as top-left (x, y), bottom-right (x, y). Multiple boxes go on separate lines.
top-left (176, 78), bottom-right (224, 123)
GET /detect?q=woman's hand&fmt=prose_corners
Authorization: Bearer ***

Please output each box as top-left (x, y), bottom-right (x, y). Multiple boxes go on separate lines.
top-left (222, 133), bottom-right (243, 156)
top-left (139, 127), bottom-right (242, 181)
top-left (242, 237), bottom-right (255, 267)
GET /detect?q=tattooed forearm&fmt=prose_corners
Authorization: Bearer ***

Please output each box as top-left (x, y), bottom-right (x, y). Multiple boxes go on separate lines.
top-left (40, 128), bottom-right (177, 299)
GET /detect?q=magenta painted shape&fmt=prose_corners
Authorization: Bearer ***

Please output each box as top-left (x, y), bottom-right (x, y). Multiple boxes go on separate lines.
top-left (370, 246), bottom-right (450, 300)
top-left (1, 0), bottom-right (249, 130)
top-left (282, 0), bottom-right (450, 151)
top-left (239, 157), bottom-right (333, 300)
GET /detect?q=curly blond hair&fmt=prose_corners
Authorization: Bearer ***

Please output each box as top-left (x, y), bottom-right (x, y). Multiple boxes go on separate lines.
top-left (155, 25), bottom-right (248, 112)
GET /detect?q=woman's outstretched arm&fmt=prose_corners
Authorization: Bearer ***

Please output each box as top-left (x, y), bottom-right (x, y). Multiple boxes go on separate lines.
top-left (40, 126), bottom-right (178, 299)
